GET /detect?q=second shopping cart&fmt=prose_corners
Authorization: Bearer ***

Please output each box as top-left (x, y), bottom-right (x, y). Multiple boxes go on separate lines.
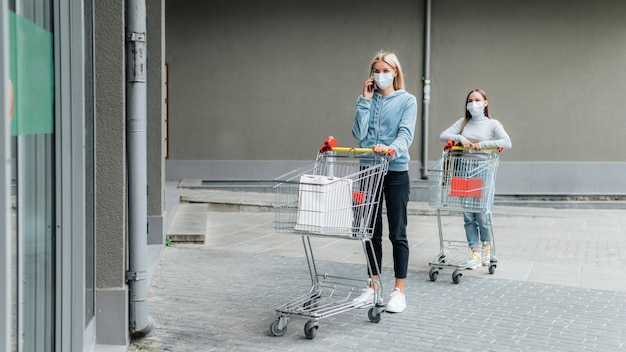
top-left (427, 141), bottom-right (502, 284)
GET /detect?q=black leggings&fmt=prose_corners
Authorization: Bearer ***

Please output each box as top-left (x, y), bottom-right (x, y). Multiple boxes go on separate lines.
top-left (365, 170), bottom-right (410, 279)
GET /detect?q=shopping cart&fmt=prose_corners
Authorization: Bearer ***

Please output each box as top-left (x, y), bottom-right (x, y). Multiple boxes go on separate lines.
top-left (427, 141), bottom-right (501, 284)
top-left (270, 137), bottom-right (391, 339)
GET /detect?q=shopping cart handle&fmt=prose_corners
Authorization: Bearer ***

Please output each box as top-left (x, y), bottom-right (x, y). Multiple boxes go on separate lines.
top-left (319, 137), bottom-right (395, 156)
top-left (326, 146), bottom-right (396, 156)
top-left (444, 140), bottom-right (502, 152)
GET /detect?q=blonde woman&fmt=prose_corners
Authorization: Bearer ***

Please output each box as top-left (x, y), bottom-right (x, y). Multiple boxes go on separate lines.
top-left (351, 51), bottom-right (418, 313)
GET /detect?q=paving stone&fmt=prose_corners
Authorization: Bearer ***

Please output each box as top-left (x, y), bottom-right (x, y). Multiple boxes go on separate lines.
top-left (131, 243), bottom-right (626, 351)
top-left (130, 189), bottom-right (626, 351)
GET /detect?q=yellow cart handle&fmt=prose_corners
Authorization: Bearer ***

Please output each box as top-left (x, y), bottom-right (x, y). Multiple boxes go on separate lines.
top-left (319, 137), bottom-right (396, 156)
top-left (329, 146), bottom-right (396, 156)
top-left (448, 146), bottom-right (501, 152)
top-left (445, 140), bottom-right (502, 152)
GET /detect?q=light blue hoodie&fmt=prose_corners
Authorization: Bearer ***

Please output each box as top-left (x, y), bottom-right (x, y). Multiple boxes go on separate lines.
top-left (352, 89), bottom-right (418, 172)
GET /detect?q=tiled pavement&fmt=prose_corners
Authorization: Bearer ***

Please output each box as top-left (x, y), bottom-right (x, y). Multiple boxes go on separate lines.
top-left (130, 187), bottom-right (626, 351)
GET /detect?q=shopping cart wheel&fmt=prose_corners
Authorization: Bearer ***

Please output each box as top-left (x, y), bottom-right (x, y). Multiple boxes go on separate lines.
top-left (428, 267), bottom-right (439, 282)
top-left (304, 321), bottom-right (318, 340)
top-left (488, 263), bottom-right (497, 274)
top-left (368, 307), bottom-right (382, 323)
top-left (270, 318), bottom-right (287, 337)
top-left (452, 269), bottom-right (462, 284)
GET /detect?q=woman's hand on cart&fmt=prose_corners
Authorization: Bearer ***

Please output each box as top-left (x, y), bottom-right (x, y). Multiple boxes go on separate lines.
top-left (372, 144), bottom-right (394, 156)
top-left (459, 139), bottom-right (477, 150)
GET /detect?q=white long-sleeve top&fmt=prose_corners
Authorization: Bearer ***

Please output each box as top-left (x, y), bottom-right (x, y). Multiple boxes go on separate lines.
top-left (439, 114), bottom-right (512, 149)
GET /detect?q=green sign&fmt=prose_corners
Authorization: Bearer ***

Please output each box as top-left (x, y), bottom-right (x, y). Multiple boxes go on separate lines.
top-left (9, 10), bottom-right (54, 136)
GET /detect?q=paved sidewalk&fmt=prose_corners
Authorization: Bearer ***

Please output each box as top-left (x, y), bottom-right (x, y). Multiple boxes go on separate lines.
top-left (130, 188), bottom-right (626, 351)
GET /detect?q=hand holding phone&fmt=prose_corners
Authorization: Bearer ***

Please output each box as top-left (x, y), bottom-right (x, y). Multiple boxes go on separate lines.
top-left (363, 75), bottom-right (375, 98)
top-left (367, 78), bottom-right (375, 92)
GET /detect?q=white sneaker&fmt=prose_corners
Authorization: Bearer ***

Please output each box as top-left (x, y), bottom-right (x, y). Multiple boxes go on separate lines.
top-left (468, 251), bottom-right (481, 270)
top-left (385, 288), bottom-right (406, 313)
top-left (351, 287), bottom-right (375, 307)
top-left (482, 245), bottom-right (491, 266)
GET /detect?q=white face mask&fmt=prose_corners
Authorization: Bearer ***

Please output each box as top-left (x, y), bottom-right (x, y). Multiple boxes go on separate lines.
top-left (466, 101), bottom-right (485, 117)
top-left (373, 72), bottom-right (394, 90)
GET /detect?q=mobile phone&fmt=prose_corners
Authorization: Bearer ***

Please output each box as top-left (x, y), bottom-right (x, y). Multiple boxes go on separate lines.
top-left (368, 72), bottom-right (376, 92)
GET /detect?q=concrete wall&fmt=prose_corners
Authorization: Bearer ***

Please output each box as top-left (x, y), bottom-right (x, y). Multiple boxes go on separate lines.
top-left (94, 0), bottom-right (167, 345)
top-left (164, 0), bottom-right (626, 194)
top-left (94, 0), bottom-right (128, 346)
top-left (165, 0), bottom-right (423, 161)
top-left (147, 0), bottom-right (166, 245)
top-left (428, 0), bottom-right (626, 162)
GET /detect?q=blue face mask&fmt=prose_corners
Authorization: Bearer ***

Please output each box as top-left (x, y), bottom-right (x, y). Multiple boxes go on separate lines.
top-left (373, 72), bottom-right (394, 90)
top-left (466, 101), bottom-right (485, 117)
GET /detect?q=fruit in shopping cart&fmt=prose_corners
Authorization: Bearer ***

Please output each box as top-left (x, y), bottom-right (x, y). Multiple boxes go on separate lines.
top-left (304, 321), bottom-right (318, 339)
top-left (429, 267), bottom-right (439, 282)
top-left (270, 319), bottom-right (287, 337)
top-left (452, 269), bottom-right (462, 284)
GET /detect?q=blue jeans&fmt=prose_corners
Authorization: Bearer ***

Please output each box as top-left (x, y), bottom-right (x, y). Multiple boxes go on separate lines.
top-left (456, 157), bottom-right (493, 249)
top-left (463, 211), bottom-right (492, 248)
top-left (366, 171), bottom-right (410, 279)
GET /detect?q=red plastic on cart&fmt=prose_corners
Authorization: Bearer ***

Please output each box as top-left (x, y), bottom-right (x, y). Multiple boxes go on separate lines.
top-left (449, 178), bottom-right (483, 198)
top-left (319, 137), bottom-right (339, 153)
top-left (352, 191), bottom-right (365, 204)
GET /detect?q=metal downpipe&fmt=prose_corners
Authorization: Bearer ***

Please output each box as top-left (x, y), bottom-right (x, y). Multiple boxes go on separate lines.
top-left (126, 0), bottom-right (154, 337)
top-left (421, 0), bottom-right (432, 179)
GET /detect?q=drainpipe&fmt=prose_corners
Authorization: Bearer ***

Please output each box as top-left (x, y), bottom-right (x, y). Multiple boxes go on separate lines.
top-left (421, 0), bottom-right (432, 179)
top-left (126, 0), bottom-right (154, 337)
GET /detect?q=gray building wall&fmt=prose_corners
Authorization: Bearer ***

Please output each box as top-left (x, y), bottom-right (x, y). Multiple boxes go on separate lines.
top-left (164, 0), bottom-right (626, 194)
top-left (165, 0), bottom-right (423, 161)
top-left (94, 0), bottom-right (167, 346)
top-left (429, 0), bottom-right (626, 162)
top-left (147, 0), bottom-right (166, 245)
top-left (94, 0), bottom-right (128, 346)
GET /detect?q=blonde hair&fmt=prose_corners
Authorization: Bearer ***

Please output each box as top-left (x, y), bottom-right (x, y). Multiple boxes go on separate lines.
top-left (369, 51), bottom-right (405, 90)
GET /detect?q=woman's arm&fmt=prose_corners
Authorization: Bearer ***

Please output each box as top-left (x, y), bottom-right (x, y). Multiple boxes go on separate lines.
top-left (439, 118), bottom-right (466, 143)
top-left (479, 120), bottom-right (512, 149)
top-left (352, 96), bottom-right (372, 141)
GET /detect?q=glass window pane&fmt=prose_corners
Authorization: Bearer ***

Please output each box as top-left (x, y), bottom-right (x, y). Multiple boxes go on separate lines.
top-left (10, 0), bottom-right (55, 350)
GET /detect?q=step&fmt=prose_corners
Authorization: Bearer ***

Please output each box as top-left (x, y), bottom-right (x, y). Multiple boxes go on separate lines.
top-left (166, 203), bottom-right (208, 243)
top-left (180, 188), bottom-right (273, 212)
